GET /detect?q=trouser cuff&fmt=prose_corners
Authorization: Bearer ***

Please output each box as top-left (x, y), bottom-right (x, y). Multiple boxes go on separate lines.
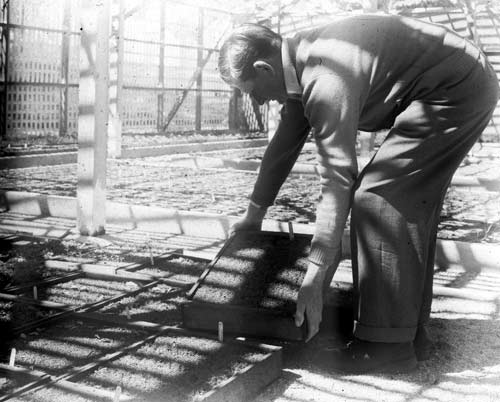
top-left (354, 321), bottom-right (417, 343)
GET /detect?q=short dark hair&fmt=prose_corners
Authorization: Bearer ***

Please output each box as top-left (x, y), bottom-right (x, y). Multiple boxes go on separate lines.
top-left (218, 23), bottom-right (281, 84)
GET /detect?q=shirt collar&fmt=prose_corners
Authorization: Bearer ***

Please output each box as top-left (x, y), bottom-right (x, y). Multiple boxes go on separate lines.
top-left (281, 38), bottom-right (302, 98)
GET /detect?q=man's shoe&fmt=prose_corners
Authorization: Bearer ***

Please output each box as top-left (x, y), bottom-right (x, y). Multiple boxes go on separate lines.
top-left (414, 326), bottom-right (432, 361)
top-left (330, 338), bottom-right (417, 374)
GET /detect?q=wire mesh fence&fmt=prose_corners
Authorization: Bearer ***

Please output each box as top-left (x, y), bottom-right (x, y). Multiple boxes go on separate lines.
top-left (1, 0), bottom-right (80, 140)
top-left (0, 0), bottom-right (499, 144)
top-left (0, 0), bottom-right (267, 144)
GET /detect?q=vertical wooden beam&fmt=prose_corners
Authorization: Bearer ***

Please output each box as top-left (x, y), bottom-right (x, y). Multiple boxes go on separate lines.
top-left (59, 0), bottom-right (71, 137)
top-left (157, 0), bottom-right (165, 131)
top-left (277, 0), bottom-right (281, 35)
top-left (195, 8), bottom-right (204, 132)
top-left (464, 0), bottom-right (480, 46)
top-left (363, 0), bottom-right (378, 13)
top-left (76, 0), bottom-right (111, 236)
top-left (2, 0), bottom-right (10, 139)
top-left (108, 0), bottom-right (124, 158)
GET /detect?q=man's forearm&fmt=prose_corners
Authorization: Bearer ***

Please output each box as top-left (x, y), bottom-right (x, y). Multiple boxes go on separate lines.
top-left (251, 99), bottom-right (311, 207)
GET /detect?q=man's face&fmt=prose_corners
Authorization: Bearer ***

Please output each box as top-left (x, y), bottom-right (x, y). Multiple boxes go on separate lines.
top-left (231, 64), bottom-right (287, 105)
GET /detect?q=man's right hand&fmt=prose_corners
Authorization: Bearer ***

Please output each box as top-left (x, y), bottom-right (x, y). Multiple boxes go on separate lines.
top-left (229, 201), bottom-right (267, 236)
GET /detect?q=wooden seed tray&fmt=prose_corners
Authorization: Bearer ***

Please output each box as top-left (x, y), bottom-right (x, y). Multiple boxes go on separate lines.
top-left (183, 231), bottom-right (312, 341)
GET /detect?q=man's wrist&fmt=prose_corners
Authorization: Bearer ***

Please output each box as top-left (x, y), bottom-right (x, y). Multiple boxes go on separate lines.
top-left (249, 199), bottom-right (266, 210)
top-left (307, 259), bottom-right (329, 272)
top-left (246, 200), bottom-right (267, 221)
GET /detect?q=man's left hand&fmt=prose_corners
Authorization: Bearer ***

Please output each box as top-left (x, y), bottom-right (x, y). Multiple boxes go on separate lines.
top-left (294, 261), bottom-right (327, 342)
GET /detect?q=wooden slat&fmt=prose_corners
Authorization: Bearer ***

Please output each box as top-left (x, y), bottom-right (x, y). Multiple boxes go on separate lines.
top-left (0, 364), bottom-right (133, 401)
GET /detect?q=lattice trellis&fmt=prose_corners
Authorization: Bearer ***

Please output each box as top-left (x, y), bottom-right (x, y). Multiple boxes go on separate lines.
top-left (1, 0), bottom-right (79, 139)
top-left (119, 0), bottom-right (259, 134)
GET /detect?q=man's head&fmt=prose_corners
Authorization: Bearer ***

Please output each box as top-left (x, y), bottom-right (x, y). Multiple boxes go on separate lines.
top-left (218, 24), bottom-right (287, 104)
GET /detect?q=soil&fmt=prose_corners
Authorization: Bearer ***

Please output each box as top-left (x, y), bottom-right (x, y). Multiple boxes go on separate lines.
top-left (0, 235), bottom-right (278, 401)
top-left (2, 320), bottom-right (270, 402)
top-left (100, 284), bottom-right (185, 323)
top-left (1, 144), bottom-right (498, 242)
top-left (83, 334), bottom-right (268, 402)
top-left (134, 255), bottom-right (209, 285)
top-left (191, 232), bottom-right (311, 311)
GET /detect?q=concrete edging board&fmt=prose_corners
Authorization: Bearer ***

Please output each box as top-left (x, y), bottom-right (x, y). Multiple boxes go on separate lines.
top-left (0, 139), bottom-right (269, 169)
top-left (1, 191), bottom-right (499, 270)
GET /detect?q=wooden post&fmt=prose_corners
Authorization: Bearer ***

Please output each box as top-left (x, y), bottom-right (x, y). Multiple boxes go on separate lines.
top-left (108, 0), bottom-right (124, 158)
top-left (59, 0), bottom-right (71, 137)
top-left (157, 0), bottom-right (165, 131)
top-left (195, 8), bottom-right (204, 132)
top-left (363, 0), bottom-right (378, 12)
top-left (76, 0), bottom-right (111, 236)
top-left (464, 0), bottom-right (480, 46)
top-left (2, 0), bottom-right (10, 139)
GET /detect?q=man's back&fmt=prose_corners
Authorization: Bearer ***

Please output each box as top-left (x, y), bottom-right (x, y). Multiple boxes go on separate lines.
top-left (289, 14), bottom-right (481, 130)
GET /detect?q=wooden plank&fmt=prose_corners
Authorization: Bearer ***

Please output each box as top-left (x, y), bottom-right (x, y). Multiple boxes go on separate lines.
top-left (74, 311), bottom-right (283, 353)
top-left (6, 280), bottom-right (163, 335)
top-left (76, 0), bottom-right (111, 236)
top-left (44, 259), bottom-right (193, 288)
top-left (3, 272), bottom-right (83, 294)
top-left (182, 300), bottom-right (306, 341)
top-left (0, 364), bottom-right (133, 402)
top-left (200, 348), bottom-right (282, 402)
top-left (186, 234), bottom-right (236, 298)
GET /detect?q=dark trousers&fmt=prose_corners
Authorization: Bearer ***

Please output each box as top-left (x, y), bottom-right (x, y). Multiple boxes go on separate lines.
top-left (350, 44), bottom-right (499, 342)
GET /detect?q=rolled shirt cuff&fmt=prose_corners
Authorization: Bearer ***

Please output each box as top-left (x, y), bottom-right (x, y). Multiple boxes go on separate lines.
top-left (248, 199), bottom-right (267, 210)
top-left (308, 242), bottom-right (341, 267)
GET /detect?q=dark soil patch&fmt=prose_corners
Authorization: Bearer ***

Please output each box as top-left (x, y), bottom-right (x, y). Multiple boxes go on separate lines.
top-left (191, 231), bottom-right (310, 311)
top-left (183, 231), bottom-right (314, 340)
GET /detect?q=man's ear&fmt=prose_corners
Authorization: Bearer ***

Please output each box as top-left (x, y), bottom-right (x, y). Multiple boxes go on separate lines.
top-left (253, 60), bottom-right (275, 77)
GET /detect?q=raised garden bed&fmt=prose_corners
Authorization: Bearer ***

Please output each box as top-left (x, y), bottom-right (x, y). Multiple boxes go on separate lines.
top-left (0, 236), bottom-right (284, 401)
top-left (2, 320), bottom-right (282, 402)
top-left (184, 231), bottom-right (316, 341)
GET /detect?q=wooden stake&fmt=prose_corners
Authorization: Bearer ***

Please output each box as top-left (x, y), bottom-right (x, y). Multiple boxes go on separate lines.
top-left (145, 235), bottom-right (155, 266)
top-left (9, 348), bottom-right (16, 367)
top-left (218, 321), bottom-right (223, 342)
top-left (32, 286), bottom-right (37, 300)
top-left (288, 222), bottom-right (294, 241)
top-left (113, 385), bottom-right (122, 402)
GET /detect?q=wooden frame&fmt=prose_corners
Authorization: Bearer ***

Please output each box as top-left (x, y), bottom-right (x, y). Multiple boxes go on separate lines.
top-left (183, 230), bottom-right (313, 341)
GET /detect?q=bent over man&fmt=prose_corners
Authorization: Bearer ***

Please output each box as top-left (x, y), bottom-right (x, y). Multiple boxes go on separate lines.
top-left (218, 14), bottom-right (499, 373)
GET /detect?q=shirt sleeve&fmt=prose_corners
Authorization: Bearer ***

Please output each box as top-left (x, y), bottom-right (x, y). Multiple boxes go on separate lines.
top-left (302, 73), bottom-right (359, 267)
top-left (250, 98), bottom-right (311, 207)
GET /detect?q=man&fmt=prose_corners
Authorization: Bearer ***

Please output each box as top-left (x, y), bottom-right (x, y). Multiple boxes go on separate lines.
top-left (218, 14), bottom-right (499, 373)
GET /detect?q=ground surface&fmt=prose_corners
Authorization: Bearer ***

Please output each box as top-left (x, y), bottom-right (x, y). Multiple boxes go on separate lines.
top-left (0, 234), bottom-right (276, 401)
top-left (0, 140), bottom-right (500, 401)
top-left (1, 142), bottom-right (499, 242)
